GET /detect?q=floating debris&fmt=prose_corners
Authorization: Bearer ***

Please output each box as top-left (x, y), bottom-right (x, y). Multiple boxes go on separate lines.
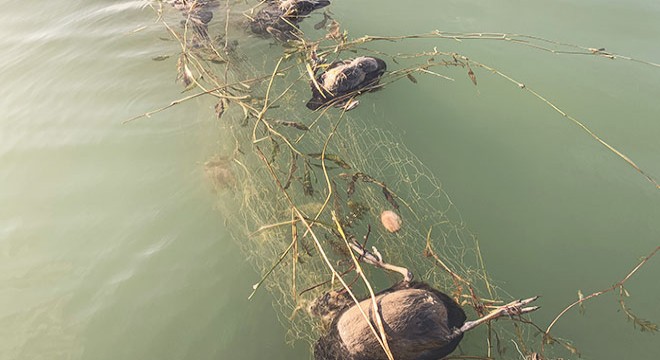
top-left (467, 64), bottom-right (477, 86)
top-left (380, 210), bottom-right (402, 233)
top-left (406, 73), bottom-right (418, 84)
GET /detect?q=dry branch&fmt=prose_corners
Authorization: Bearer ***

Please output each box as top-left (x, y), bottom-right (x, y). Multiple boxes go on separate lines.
top-left (543, 246), bottom-right (660, 345)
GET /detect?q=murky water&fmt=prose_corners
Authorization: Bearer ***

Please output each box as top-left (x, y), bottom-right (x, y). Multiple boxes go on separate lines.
top-left (1, 1), bottom-right (658, 360)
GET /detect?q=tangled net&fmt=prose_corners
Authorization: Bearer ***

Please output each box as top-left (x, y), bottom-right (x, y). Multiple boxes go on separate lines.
top-left (132, 1), bottom-right (660, 359)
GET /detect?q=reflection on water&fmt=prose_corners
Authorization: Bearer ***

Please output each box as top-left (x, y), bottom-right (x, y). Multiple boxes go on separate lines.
top-left (1, 0), bottom-right (659, 359)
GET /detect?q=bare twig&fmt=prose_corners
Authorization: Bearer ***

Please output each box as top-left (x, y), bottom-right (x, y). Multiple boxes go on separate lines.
top-left (544, 246), bottom-right (660, 343)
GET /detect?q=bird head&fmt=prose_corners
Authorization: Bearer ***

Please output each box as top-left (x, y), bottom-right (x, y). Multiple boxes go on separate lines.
top-left (353, 56), bottom-right (387, 74)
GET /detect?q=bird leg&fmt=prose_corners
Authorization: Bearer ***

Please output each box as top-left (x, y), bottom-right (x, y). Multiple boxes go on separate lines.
top-left (348, 237), bottom-right (413, 282)
top-left (448, 296), bottom-right (540, 339)
top-left (342, 98), bottom-right (360, 111)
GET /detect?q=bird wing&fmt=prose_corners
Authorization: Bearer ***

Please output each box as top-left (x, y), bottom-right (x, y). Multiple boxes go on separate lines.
top-left (334, 66), bottom-right (366, 94)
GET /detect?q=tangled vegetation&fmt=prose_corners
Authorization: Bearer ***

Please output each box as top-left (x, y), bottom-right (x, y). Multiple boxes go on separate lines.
top-left (128, 1), bottom-right (659, 359)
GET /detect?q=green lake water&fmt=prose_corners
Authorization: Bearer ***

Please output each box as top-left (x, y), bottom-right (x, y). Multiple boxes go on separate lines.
top-left (1, 1), bottom-right (658, 359)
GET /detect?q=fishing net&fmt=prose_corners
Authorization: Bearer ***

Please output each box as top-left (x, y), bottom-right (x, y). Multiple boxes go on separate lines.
top-left (135, 1), bottom-right (659, 358)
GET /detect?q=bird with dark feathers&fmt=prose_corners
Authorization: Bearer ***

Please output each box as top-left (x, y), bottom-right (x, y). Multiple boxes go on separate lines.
top-left (312, 238), bottom-right (540, 360)
top-left (306, 56), bottom-right (387, 111)
top-left (249, 0), bottom-right (331, 40)
top-left (313, 281), bottom-right (466, 360)
top-left (171, 0), bottom-right (219, 39)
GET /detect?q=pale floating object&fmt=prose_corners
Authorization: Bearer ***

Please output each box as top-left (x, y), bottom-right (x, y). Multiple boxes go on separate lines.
top-left (380, 210), bottom-right (402, 233)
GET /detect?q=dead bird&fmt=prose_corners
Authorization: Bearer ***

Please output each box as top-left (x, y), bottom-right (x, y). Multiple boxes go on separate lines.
top-left (313, 281), bottom-right (466, 360)
top-left (312, 240), bottom-right (540, 360)
top-left (170, 0), bottom-right (219, 39)
top-left (306, 56), bottom-right (387, 111)
top-left (249, 0), bottom-right (331, 40)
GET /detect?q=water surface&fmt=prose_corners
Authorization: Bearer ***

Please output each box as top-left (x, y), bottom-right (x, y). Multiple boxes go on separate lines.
top-left (1, 1), bottom-right (658, 359)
